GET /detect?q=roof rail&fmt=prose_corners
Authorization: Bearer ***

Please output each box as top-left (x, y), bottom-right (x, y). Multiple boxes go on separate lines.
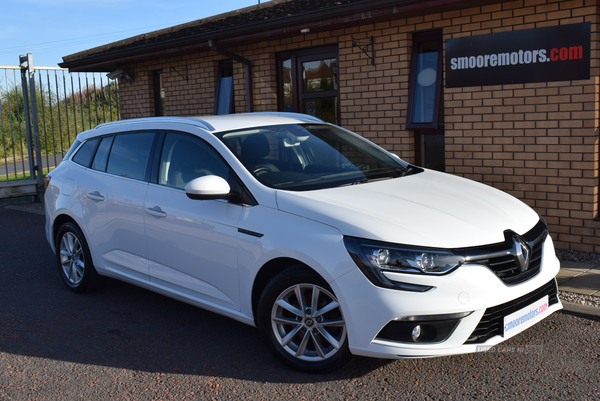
top-left (236, 112), bottom-right (325, 124)
top-left (94, 117), bottom-right (215, 131)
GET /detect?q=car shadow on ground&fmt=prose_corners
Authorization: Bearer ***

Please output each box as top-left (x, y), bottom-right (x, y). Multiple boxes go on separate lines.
top-left (0, 207), bottom-right (392, 382)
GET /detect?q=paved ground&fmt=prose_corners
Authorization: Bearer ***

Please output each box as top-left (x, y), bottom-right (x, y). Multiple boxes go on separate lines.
top-left (558, 261), bottom-right (600, 296)
top-left (0, 206), bottom-right (598, 399)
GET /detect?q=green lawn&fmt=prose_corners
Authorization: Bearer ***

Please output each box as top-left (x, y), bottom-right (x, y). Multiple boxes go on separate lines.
top-left (0, 167), bottom-right (53, 183)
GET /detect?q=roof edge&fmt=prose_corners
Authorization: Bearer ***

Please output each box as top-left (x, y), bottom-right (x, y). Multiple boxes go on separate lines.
top-left (60, 0), bottom-right (498, 72)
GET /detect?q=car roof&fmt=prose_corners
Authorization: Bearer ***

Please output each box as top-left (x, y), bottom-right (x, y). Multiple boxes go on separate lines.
top-left (81, 112), bottom-right (325, 141)
top-left (193, 112), bottom-right (325, 132)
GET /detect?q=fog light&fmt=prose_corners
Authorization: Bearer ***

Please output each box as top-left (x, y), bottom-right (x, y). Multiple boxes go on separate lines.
top-left (376, 312), bottom-right (472, 344)
top-left (411, 325), bottom-right (422, 341)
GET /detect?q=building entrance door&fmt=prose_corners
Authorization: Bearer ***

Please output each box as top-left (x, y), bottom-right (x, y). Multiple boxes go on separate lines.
top-left (278, 46), bottom-right (339, 125)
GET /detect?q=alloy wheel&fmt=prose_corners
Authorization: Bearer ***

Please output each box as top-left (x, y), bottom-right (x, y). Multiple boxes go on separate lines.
top-left (271, 283), bottom-right (347, 362)
top-left (59, 232), bottom-right (85, 285)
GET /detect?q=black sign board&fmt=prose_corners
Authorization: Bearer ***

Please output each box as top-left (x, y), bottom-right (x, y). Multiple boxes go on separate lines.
top-left (445, 23), bottom-right (590, 88)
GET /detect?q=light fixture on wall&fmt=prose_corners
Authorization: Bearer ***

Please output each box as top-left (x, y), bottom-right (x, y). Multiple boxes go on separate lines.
top-left (107, 69), bottom-right (132, 83)
top-left (107, 68), bottom-right (143, 117)
top-left (301, 28), bottom-right (310, 36)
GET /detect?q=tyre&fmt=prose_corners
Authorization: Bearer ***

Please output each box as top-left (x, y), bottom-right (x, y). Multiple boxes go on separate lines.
top-left (55, 222), bottom-right (103, 293)
top-left (257, 265), bottom-right (353, 373)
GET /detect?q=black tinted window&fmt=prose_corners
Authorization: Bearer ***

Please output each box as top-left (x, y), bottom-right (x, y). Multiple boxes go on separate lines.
top-left (72, 138), bottom-right (99, 167)
top-left (91, 136), bottom-right (114, 172)
top-left (64, 139), bottom-right (82, 162)
top-left (106, 133), bottom-right (155, 181)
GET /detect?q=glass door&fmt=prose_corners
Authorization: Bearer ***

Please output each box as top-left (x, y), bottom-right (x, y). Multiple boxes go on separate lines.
top-left (278, 46), bottom-right (339, 125)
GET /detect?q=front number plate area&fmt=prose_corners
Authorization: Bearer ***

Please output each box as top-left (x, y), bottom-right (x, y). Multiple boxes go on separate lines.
top-left (503, 295), bottom-right (549, 337)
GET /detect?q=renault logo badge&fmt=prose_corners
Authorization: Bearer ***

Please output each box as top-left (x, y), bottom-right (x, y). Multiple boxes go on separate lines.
top-left (513, 235), bottom-right (531, 273)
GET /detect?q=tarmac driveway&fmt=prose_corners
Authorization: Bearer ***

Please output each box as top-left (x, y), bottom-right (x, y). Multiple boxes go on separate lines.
top-left (0, 207), bottom-right (598, 400)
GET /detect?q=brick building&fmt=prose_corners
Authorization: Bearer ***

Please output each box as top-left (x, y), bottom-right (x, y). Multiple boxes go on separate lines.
top-left (60, 0), bottom-right (599, 252)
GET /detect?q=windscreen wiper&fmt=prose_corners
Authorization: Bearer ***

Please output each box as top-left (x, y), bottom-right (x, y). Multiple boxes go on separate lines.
top-left (400, 164), bottom-right (423, 177)
top-left (343, 176), bottom-right (395, 186)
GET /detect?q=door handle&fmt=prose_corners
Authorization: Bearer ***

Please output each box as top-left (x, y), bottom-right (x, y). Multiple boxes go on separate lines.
top-left (86, 191), bottom-right (105, 202)
top-left (146, 206), bottom-right (167, 218)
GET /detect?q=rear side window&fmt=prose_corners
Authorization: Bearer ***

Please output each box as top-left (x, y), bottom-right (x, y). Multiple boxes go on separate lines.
top-left (106, 132), bottom-right (155, 181)
top-left (72, 138), bottom-right (99, 167)
top-left (91, 136), bottom-right (114, 172)
top-left (64, 139), bottom-right (82, 162)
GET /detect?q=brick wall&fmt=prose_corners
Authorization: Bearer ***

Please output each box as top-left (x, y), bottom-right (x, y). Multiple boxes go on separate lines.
top-left (116, 0), bottom-right (599, 251)
top-left (441, 0), bottom-right (599, 252)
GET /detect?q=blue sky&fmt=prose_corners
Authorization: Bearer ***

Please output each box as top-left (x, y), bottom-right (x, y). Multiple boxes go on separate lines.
top-left (0, 0), bottom-right (271, 68)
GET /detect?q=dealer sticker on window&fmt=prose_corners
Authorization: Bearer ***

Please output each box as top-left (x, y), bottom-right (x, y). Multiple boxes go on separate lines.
top-left (503, 295), bottom-right (549, 337)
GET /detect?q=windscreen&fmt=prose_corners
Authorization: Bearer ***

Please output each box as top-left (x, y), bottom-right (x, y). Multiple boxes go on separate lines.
top-left (216, 124), bottom-right (413, 191)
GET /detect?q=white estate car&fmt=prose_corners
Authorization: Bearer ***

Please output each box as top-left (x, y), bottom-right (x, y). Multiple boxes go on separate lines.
top-left (45, 113), bottom-right (562, 373)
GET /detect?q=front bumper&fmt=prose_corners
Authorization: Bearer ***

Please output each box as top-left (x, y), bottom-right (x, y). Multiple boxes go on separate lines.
top-left (331, 235), bottom-right (562, 359)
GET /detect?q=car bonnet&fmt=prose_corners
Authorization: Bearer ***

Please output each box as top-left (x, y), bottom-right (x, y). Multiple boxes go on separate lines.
top-left (275, 169), bottom-right (539, 249)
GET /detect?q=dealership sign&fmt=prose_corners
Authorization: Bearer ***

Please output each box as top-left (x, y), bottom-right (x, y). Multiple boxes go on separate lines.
top-left (445, 23), bottom-right (590, 88)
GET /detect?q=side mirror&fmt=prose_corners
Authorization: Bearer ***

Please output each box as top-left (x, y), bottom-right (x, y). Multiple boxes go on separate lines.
top-left (185, 175), bottom-right (236, 201)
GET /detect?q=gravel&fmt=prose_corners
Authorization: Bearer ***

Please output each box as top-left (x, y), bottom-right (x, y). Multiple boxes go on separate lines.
top-left (555, 248), bottom-right (600, 308)
top-left (556, 247), bottom-right (600, 265)
top-left (559, 290), bottom-right (600, 308)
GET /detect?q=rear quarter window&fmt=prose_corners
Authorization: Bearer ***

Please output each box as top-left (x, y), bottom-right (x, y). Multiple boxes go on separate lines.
top-left (63, 139), bottom-right (82, 161)
top-left (72, 138), bottom-right (99, 167)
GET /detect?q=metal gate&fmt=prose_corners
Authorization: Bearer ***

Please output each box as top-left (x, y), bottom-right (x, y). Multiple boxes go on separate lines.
top-left (0, 53), bottom-right (120, 202)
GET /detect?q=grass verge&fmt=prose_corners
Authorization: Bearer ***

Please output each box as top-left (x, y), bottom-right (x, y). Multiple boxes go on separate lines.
top-left (0, 167), bottom-right (53, 183)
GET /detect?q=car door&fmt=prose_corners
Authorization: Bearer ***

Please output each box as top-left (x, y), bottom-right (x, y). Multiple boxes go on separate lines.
top-left (144, 132), bottom-right (243, 309)
top-left (78, 132), bottom-right (155, 280)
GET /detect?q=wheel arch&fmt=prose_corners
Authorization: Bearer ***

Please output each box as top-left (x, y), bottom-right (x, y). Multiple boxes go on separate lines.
top-left (51, 213), bottom-right (81, 250)
top-left (251, 257), bottom-right (319, 323)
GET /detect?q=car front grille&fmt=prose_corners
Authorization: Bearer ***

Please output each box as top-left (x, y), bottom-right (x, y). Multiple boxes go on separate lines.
top-left (465, 279), bottom-right (559, 344)
top-left (461, 219), bottom-right (548, 285)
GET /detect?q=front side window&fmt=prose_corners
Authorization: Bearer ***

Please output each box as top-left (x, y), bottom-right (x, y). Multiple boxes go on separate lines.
top-left (158, 132), bottom-right (230, 190)
top-left (217, 124), bottom-right (416, 191)
top-left (106, 132), bottom-right (155, 181)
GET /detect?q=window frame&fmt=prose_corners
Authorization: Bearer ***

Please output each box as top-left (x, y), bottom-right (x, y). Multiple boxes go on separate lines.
top-left (276, 45), bottom-right (340, 125)
top-left (415, 130), bottom-right (446, 172)
top-left (153, 70), bottom-right (166, 116)
top-left (214, 60), bottom-right (234, 115)
top-left (406, 31), bottom-right (444, 130)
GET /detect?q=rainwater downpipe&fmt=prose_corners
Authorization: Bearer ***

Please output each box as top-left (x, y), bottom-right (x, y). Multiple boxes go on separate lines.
top-left (208, 40), bottom-right (254, 112)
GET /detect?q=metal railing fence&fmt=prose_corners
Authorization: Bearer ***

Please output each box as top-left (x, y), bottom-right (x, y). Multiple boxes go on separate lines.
top-left (0, 54), bottom-right (120, 202)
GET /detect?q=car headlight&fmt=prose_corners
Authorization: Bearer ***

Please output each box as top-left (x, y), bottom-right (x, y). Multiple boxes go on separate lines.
top-left (344, 237), bottom-right (465, 291)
